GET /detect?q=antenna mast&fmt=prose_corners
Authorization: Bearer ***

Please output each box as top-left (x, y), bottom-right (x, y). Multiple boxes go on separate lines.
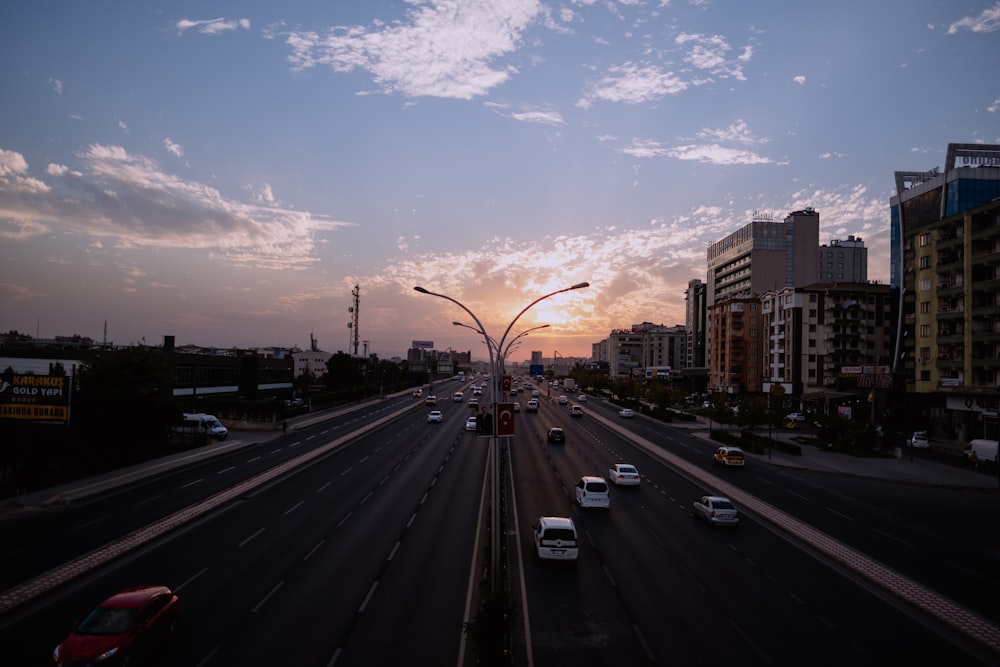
top-left (350, 284), bottom-right (360, 355)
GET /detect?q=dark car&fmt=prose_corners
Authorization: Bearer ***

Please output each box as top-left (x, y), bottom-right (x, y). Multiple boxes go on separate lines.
top-left (547, 427), bottom-right (566, 444)
top-left (53, 585), bottom-right (180, 665)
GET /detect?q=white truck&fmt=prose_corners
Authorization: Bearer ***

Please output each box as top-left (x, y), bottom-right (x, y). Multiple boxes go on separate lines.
top-left (562, 378), bottom-right (576, 392)
top-left (965, 439), bottom-right (998, 464)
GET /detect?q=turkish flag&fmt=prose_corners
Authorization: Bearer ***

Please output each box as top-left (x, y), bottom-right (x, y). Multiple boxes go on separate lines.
top-left (497, 402), bottom-right (516, 436)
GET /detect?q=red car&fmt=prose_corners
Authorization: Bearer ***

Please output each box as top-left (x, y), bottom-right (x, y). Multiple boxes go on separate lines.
top-left (53, 585), bottom-right (180, 665)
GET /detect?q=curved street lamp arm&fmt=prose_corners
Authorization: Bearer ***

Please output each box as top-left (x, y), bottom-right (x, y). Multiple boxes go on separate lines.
top-left (497, 282), bottom-right (589, 355)
top-left (414, 286), bottom-right (496, 376)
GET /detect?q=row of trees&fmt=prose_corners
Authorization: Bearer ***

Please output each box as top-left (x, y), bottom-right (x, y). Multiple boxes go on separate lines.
top-left (1, 347), bottom-right (420, 497)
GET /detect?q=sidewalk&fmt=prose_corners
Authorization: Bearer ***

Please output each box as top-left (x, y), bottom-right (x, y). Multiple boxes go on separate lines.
top-left (670, 418), bottom-right (999, 489)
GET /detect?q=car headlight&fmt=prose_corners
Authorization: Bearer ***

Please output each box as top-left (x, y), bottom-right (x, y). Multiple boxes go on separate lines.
top-left (95, 646), bottom-right (120, 662)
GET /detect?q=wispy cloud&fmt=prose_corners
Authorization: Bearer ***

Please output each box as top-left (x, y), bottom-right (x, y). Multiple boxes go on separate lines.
top-left (620, 119), bottom-right (772, 165)
top-left (578, 62), bottom-right (687, 108)
top-left (176, 17), bottom-right (251, 35)
top-left (0, 145), bottom-right (350, 266)
top-left (282, 0), bottom-right (543, 100)
top-left (947, 2), bottom-right (1000, 34)
top-left (163, 138), bottom-right (184, 158)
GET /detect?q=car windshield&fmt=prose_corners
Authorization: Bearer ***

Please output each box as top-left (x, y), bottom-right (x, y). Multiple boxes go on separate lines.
top-left (585, 482), bottom-right (608, 492)
top-left (712, 499), bottom-right (735, 510)
top-left (619, 466), bottom-right (637, 474)
top-left (77, 607), bottom-right (136, 635)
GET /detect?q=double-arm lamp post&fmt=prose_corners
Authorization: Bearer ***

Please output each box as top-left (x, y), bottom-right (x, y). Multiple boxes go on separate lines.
top-left (413, 283), bottom-right (589, 595)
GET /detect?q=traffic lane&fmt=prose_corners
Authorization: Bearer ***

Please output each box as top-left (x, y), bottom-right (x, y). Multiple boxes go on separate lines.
top-left (739, 466), bottom-right (1000, 624)
top-left (0, 398), bottom-right (425, 591)
top-left (652, 428), bottom-right (1000, 624)
top-left (511, 428), bottom-right (652, 666)
top-left (1, 412), bottom-right (475, 666)
top-left (593, 471), bottom-right (988, 665)
top-left (174, 412), bottom-right (479, 666)
top-left (538, 421), bottom-right (993, 665)
top-left (332, 428), bottom-right (488, 666)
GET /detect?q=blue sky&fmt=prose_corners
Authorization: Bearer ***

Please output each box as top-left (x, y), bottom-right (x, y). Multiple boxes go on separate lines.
top-left (2, 1), bottom-right (999, 361)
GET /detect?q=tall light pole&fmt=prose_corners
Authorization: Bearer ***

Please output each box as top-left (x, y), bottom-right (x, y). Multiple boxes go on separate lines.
top-left (414, 283), bottom-right (589, 601)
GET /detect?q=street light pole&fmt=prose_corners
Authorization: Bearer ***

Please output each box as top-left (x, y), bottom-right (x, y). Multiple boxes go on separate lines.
top-left (414, 283), bottom-right (589, 601)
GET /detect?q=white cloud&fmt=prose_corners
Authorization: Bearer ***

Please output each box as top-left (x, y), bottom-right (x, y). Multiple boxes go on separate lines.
top-left (49, 78), bottom-right (63, 95)
top-left (0, 145), bottom-right (350, 266)
top-left (176, 17), bottom-right (251, 35)
top-left (163, 138), bottom-right (184, 158)
top-left (793, 75), bottom-right (806, 85)
top-left (947, 3), bottom-right (1000, 34)
top-left (675, 32), bottom-right (748, 81)
top-left (283, 0), bottom-right (544, 100)
top-left (579, 62), bottom-right (687, 107)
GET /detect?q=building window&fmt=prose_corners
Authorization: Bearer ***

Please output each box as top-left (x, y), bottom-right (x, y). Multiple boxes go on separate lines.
top-left (920, 324), bottom-right (931, 337)
top-left (919, 233), bottom-right (930, 247)
top-left (919, 255), bottom-right (931, 269)
top-left (919, 278), bottom-right (931, 292)
top-left (920, 301), bottom-right (931, 314)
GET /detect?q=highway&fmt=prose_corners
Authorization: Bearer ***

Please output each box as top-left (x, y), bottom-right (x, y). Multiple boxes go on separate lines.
top-left (1, 379), bottom-right (998, 665)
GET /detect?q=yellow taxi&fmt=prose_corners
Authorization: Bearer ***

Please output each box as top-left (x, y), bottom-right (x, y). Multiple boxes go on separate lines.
top-left (713, 446), bottom-right (745, 467)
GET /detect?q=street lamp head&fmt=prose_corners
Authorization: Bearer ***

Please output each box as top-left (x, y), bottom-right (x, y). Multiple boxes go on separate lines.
top-left (570, 282), bottom-right (590, 290)
top-left (413, 286), bottom-right (430, 294)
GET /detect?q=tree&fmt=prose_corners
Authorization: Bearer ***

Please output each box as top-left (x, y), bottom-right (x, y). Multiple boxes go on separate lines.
top-left (325, 352), bottom-right (364, 392)
top-left (73, 346), bottom-right (177, 468)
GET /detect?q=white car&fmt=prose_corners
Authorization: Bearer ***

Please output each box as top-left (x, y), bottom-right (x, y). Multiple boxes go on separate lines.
top-left (558, 395), bottom-right (568, 404)
top-left (618, 408), bottom-right (634, 418)
top-left (570, 405), bottom-right (584, 417)
top-left (513, 401), bottom-right (521, 412)
top-left (786, 412), bottom-right (807, 422)
top-left (577, 394), bottom-right (587, 402)
top-left (575, 476), bottom-right (610, 509)
top-left (465, 416), bottom-right (478, 431)
top-left (607, 463), bottom-right (640, 486)
top-left (427, 410), bottom-right (443, 423)
top-left (692, 495), bottom-right (740, 526)
top-left (908, 431), bottom-right (930, 448)
top-left (526, 399), bottom-right (539, 412)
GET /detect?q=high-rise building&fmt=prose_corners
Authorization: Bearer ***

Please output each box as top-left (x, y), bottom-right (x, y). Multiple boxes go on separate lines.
top-left (890, 143), bottom-right (1000, 441)
top-left (684, 278), bottom-right (707, 369)
top-left (706, 208), bottom-right (820, 306)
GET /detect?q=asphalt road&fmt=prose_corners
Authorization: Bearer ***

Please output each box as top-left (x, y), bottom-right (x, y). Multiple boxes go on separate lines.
top-left (2, 381), bottom-right (998, 665)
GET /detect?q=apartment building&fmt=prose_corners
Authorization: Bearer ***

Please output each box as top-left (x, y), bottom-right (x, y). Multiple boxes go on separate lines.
top-left (607, 323), bottom-right (685, 379)
top-left (892, 142), bottom-right (1000, 441)
top-left (818, 236), bottom-right (868, 283)
top-left (760, 284), bottom-right (895, 412)
top-left (706, 295), bottom-right (763, 395)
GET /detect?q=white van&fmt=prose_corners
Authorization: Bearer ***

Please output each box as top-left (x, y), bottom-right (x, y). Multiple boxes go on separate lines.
top-left (533, 516), bottom-right (578, 561)
top-left (178, 413), bottom-right (229, 440)
top-left (575, 476), bottom-right (610, 509)
top-left (965, 439), bottom-right (998, 464)
top-left (453, 392), bottom-right (464, 402)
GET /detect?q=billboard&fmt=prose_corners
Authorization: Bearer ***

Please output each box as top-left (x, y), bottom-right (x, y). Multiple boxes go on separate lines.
top-left (0, 371), bottom-right (71, 424)
top-left (411, 340), bottom-right (435, 350)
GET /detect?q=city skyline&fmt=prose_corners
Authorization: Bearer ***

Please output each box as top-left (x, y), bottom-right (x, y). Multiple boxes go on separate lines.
top-left (3, 1), bottom-right (1000, 359)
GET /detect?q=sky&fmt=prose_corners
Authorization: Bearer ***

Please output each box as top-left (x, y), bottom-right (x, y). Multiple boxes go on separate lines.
top-left (2, 1), bottom-right (1000, 362)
